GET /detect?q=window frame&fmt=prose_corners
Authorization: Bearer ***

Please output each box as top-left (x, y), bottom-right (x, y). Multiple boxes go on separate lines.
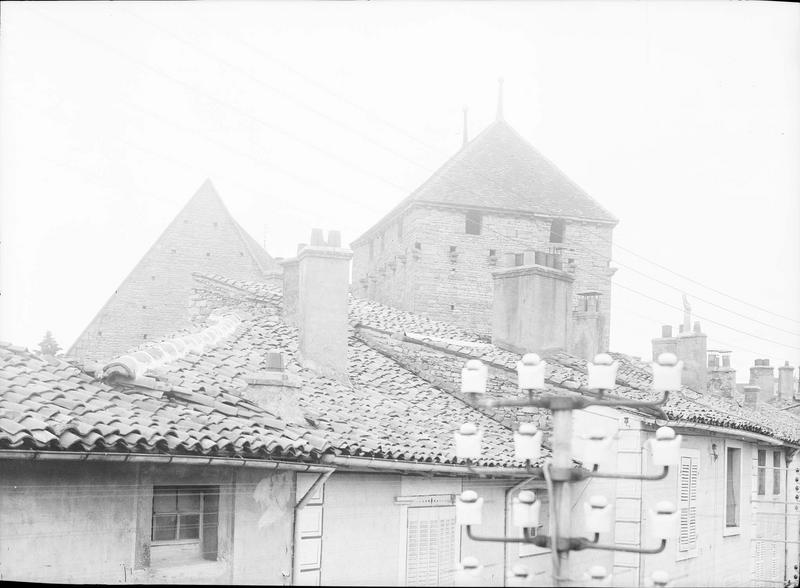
top-left (396, 496), bottom-right (460, 587)
top-left (723, 442), bottom-right (743, 536)
top-left (757, 449), bottom-right (767, 496)
top-left (465, 210), bottom-right (482, 235)
top-left (773, 451), bottom-right (782, 496)
top-left (150, 485), bottom-right (220, 566)
top-left (549, 218), bottom-right (566, 244)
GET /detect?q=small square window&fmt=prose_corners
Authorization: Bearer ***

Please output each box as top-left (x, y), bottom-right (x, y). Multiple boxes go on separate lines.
top-left (151, 486), bottom-right (219, 564)
top-left (549, 219), bottom-right (566, 243)
top-left (465, 211), bottom-right (482, 235)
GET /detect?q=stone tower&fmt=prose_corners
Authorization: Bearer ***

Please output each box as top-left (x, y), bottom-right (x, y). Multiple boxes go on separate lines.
top-left (350, 92), bottom-right (617, 355)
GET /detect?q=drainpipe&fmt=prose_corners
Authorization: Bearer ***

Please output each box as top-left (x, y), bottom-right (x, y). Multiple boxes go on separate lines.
top-left (291, 469), bottom-right (336, 585)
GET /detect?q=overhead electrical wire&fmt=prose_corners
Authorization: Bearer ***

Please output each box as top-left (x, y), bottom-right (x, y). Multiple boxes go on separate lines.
top-left (22, 6), bottom-right (800, 352)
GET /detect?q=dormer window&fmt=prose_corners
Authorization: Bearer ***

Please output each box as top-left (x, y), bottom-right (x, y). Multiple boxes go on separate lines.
top-left (465, 211), bottom-right (482, 235)
top-left (549, 219), bottom-right (566, 244)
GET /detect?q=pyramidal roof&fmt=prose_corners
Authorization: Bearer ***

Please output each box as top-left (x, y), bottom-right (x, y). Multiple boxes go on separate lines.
top-left (69, 180), bottom-right (279, 363)
top-left (353, 118), bottom-right (616, 244)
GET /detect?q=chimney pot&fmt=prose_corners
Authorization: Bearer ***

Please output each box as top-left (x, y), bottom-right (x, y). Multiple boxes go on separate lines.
top-left (693, 321), bottom-right (702, 334)
top-left (310, 228), bottom-right (325, 246)
top-left (661, 325), bottom-right (673, 338)
top-left (327, 230), bottom-right (342, 248)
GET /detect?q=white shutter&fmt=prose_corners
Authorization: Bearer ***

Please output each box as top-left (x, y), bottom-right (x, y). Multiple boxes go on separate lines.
top-left (294, 473), bottom-right (326, 586)
top-left (405, 506), bottom-right (457, 587)
top-left (678, 455), bottom-right (698, 554)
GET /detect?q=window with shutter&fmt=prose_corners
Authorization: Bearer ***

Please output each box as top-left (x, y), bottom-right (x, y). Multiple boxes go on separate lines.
top-left (405, 506), bottom-right (458, 587)
top-left (678, 452), bottom-right (699, 558)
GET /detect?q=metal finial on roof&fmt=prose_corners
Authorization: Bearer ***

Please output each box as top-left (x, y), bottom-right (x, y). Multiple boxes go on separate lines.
top-left (462, 106), bottom-right (469, 147)
top-left (496, 77), bottom-right (505, 121)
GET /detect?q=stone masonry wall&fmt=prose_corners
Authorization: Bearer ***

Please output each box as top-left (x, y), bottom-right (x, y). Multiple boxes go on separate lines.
top-left (351, 204), bottom-right (614, 349)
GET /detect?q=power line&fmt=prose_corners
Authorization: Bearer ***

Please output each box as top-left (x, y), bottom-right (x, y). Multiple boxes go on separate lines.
top-left (24, 5), bottom-right (800, 336)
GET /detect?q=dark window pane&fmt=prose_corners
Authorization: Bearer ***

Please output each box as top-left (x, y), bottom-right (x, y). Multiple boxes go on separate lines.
top-left (178, 514), bottom-right (201, 540)
top-left (153, 489), bottom-right (177, 513)
top-left (178, 490), bottom-right (201, 513)
top-left (465, 211), bottom-right (481, 235)
top-left (550, 219), bottom-right (566, 243)
top-left (153, 514), bottom-right (177, 541)
top-left (774, 452), bottom-right (782, 495)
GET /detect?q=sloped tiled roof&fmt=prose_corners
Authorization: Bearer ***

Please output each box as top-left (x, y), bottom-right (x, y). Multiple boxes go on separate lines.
top-left (353, 119), bottom-right (617, 245)
top-left (0, 277), bottom-right (523, 467)
top-left (196, 274), bottom-right (800, 446)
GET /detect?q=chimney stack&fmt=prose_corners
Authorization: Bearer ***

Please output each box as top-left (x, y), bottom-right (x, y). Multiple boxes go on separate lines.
top-left (491, 260), bottom-right (573, 355)
top-left (242, 351), bottom-right (304, 423)
top-left (707, 350), bottom-right (735, 398)
top-left (778, 362), bottom-right (795, 401)
top-left (743, 385), bottom-right (760, 409)
top-left (297, 228), bottom-right (352, 384)
top-left (749, 359), bottom-right (775, 402)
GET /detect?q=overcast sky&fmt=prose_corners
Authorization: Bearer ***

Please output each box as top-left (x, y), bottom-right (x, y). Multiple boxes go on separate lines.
top-left (1, 1), bottom-right (798, 382)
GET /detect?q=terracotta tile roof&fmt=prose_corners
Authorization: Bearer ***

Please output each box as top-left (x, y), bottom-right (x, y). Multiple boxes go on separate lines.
top-left (0, 276), bottom-right (523, 467)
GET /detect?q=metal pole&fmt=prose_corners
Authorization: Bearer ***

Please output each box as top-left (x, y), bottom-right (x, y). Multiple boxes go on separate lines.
top-left (552, 401), bottom-right (574, 587)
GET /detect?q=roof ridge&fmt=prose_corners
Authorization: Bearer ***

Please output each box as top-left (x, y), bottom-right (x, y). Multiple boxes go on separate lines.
top-left (101, 312), bottom-right (241, 382)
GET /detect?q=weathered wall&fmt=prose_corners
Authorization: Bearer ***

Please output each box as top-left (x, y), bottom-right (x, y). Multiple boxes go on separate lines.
top-left (351, 204), bottom-right (614, 348)
top-left (0, 461), bottom-right (293, 585)
top-left (320, 473), bottom-right (403, 586)
top-left (639, 432), bottom-right (759, 587)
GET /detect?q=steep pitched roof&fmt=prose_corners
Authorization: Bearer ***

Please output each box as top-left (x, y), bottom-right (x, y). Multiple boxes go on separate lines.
top-left (353, 119), bottom-right (617, 245)
top-left (68, 180), bottom-right (279, 364)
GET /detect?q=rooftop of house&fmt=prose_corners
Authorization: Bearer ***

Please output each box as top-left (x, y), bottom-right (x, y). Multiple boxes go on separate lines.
top-left (4, 270), bottom-right (800, 471)
top-left (353, 118), bottom-right (617, 246)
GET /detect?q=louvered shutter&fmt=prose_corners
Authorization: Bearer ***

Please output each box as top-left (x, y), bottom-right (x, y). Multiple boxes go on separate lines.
top-left (405, 506), bottom-right (457, 587)
top-left (678, 456), bottom-right (698, 553)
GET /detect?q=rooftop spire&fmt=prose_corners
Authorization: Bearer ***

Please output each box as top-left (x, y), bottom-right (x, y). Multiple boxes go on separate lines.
top-left (462, 106), bottom-right (469, 147)
top-left (496, 77), bottom-right (505, 121)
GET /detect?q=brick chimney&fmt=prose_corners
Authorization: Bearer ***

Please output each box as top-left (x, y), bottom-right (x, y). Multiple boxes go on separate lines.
top-left (750, 359), bottom-right (775, 402)
top-left (743, 385), bottom-right (760, 409)
top-left (569, 291), bottom-right (605, 362)
top-left (707, 350), bottom-right (735, 398)
top-left (297, 229), bottom-right (352, 384)
top-left (778, 362), bottom-right (795, 401)
top-left (491, 255), bottom-right (573, 354)
top-left (278, 243), bottom-right (305, 327)
top-left (652, 320), bottom-right (707, 392)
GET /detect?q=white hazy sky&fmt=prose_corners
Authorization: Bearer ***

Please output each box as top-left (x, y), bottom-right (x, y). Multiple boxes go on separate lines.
top-left (1, 1), bottom-right (798, 382)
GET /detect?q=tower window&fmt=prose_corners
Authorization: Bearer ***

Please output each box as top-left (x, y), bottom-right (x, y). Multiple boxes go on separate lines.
top-left (465, 211), bottom-right (482, 235)
top-left (549, 219), bottom-right (566, 243)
